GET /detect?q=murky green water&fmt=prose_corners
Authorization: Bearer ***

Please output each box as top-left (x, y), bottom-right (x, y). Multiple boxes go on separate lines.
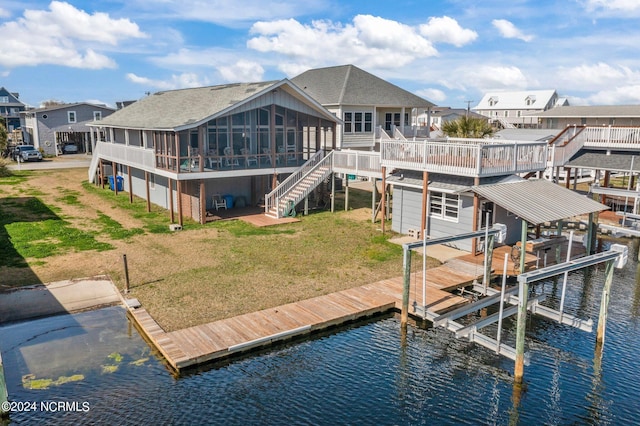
top-left (2, 240), bottom-right (640, 425)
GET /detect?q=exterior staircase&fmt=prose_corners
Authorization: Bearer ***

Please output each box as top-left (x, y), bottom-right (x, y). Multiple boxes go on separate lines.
top-left (265, 150), bottom-right (333, 218)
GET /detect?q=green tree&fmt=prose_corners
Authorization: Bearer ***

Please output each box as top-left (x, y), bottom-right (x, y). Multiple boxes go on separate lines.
top-left (441, 116), bottom-right (495, 138)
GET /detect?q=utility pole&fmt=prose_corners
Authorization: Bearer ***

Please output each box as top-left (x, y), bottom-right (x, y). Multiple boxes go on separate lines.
top-left (465, 100), bottom-right (474, 116)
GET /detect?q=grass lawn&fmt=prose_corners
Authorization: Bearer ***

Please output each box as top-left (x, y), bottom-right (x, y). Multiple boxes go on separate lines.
top-left (0, 168), bottom-right (439, 331)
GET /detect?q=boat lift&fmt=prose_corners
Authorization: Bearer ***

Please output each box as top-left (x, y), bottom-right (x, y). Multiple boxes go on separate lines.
top-left (400, 224), bottom-right (629, 382)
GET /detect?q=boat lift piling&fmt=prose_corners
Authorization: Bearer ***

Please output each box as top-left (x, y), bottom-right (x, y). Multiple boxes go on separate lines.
top-left (400, 222), bottom-right (629, 384)
top-left (400, 224), bottom-right (506, 329)
top-left (513, 243), bottom-right (628, 383)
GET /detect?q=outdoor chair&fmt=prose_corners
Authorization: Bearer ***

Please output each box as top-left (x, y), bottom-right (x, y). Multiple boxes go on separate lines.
top-left (223, 147), bottom-right (239, 167)
top-left (262, 147), bottom-right (278, 165)
top-left (241, 148), bottom-right (258, 167)
top-left (212, 194), bottom-right (227, 210)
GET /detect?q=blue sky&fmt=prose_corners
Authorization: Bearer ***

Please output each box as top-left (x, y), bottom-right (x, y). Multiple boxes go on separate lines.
top-left (2, 0), bottom-right (640, 109)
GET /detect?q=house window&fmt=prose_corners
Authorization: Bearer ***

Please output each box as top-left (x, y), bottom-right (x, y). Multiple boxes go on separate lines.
top-left (517, 111), bottom-right (522, 117)
top-left (68, 111), bottom-right (76, 123)
top-left (344, 111), bottom-right (372, 133)
top-left (429, 191), bottom-right (459, 221)
top-left (0, 96), bottom-right (8, 103)
top-left (93, 111), bottom-right (102, 121)
top-left (504, 111), bottom-right (509, 117)
top-left (344, 112), bottom-right (352, 133)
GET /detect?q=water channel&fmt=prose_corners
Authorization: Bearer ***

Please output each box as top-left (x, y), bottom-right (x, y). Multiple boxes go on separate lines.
top-left (2, 239), bottom-right (640, 425)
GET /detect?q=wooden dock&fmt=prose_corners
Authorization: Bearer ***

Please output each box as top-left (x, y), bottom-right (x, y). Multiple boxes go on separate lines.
top-left (128, 273), bottom-right (472, 372)
top-left (128, 241), bottom-right (569, 372)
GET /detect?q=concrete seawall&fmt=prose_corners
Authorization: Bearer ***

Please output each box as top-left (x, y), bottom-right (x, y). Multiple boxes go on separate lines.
top-left (0, 275), bottom-right (121, 325)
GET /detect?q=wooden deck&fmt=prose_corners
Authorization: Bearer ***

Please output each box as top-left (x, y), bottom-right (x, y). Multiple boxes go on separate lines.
top-left (128, 273), bottom-right (471, 372)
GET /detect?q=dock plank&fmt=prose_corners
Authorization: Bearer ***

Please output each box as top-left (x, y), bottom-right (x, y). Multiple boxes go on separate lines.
top-left (128, 268), bottom-right (472, 371)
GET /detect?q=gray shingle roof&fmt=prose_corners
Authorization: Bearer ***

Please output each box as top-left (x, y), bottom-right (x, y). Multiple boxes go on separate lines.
top-left (567, 150), bottom-right (640, 172)
top-left (472, 179), bottom-right (608, 225)
top-left (530, 105), bottom-right (640, 118)
top-left (387, 170), bottom-right (521, 192)
top-left (291, 64), bottom-right (434, 108)
top-left (96, 81), bottom-right (280, 130)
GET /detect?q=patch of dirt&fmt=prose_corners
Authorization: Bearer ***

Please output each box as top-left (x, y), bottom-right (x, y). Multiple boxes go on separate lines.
top-left (1, 167), bottom-right (405, 332)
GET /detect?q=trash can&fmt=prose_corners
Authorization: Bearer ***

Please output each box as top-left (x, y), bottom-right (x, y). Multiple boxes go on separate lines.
top-left (108, 176), bottom-right (124, 191)
top-left (223, 194), bottom-right (234, 208)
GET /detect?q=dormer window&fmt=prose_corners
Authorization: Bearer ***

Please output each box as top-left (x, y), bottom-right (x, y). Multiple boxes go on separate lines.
top-left (525, 95), bottom-right (536, 106)
top-left (488, 96), bottom-right (498, 107)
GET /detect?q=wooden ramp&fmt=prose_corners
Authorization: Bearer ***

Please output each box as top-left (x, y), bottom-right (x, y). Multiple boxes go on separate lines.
top-left (129, 274), bottom-right (469, 372)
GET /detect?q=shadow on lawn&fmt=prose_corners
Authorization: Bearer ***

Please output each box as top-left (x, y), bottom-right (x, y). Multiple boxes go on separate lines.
top-left (0, 196), bottom-right (56, 287)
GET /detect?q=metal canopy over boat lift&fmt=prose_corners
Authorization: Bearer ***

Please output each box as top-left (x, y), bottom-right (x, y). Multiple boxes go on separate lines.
top-left (400, 223), bottom-right (629, 383)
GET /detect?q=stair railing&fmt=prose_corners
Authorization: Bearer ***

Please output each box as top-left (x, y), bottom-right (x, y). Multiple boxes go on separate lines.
top-left (265, 150), bottom-right (330, 217)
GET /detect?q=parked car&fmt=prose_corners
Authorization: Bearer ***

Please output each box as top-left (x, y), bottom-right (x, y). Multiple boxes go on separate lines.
top-left (13, 145), bottom-right (36, 161)
top-left (63, 144), bottom-right (79, 154)
top-left (16, 146), bottom-right (42, 162)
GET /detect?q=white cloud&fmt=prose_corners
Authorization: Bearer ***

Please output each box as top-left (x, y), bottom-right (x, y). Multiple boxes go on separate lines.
top-left (461, 65), bottom-right (529, 91)
top-left (126, 72), bottom-right (208, 90)
top-left (584, 85), bottom-right (640, 104)
top-left (218, 60), bottom-right (265, 82)
top-left (492, 19), bottom-right (533, 42)
top-left (555, 63), bottom-right (640, 93)
top-left (247, 15), bottom-right (438, 71)
top-left (0, 7), bottom-right (10, 18)
top-left (417, 88), bottom-right (447, 103)
top-left (583, 0), bottom-right (640, 13)
top-left (419, 16), bottom-right (478, 47)
top-left (0, 1), bottom-right (146, 69)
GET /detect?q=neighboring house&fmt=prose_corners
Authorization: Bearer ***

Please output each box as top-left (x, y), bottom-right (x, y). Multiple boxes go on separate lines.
top-left (473, 90), bottom-right (568, 129)
top-left (0, 87), bottom-right (26, 134)
top-left (414, 107), bottom-right (487, 136)
top-left (21, 103), bottom-right (115, 156)
top-left (529, 105), bottom-right (640, 129)
top-left (544, 124), bottom-right (640, 212)
top-left (291, 64), bottom-right (434, 149)
top-left (87, 79), bottom-right (340, 225)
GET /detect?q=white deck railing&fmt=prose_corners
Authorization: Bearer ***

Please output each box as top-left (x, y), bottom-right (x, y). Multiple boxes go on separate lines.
top-left (264, 150), bottom-right (328, 215)
top-left (582, 126), bottom-right (640, 149)
top-left (380, 138), bottom-right (547, 177)
top-left (548, 126), bottom-right (586, 168)
top-left (88, 141), bottom-right (156, 182)
top-left (332, 150), bottom-right (381, 177)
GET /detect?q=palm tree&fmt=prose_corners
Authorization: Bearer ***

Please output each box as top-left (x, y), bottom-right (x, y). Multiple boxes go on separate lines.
top-left (441, 116), bottom-right (495, 138)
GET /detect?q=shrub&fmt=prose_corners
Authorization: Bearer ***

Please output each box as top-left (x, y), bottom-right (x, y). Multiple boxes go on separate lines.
top-left (0, 158), bottom-right (12, 178)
